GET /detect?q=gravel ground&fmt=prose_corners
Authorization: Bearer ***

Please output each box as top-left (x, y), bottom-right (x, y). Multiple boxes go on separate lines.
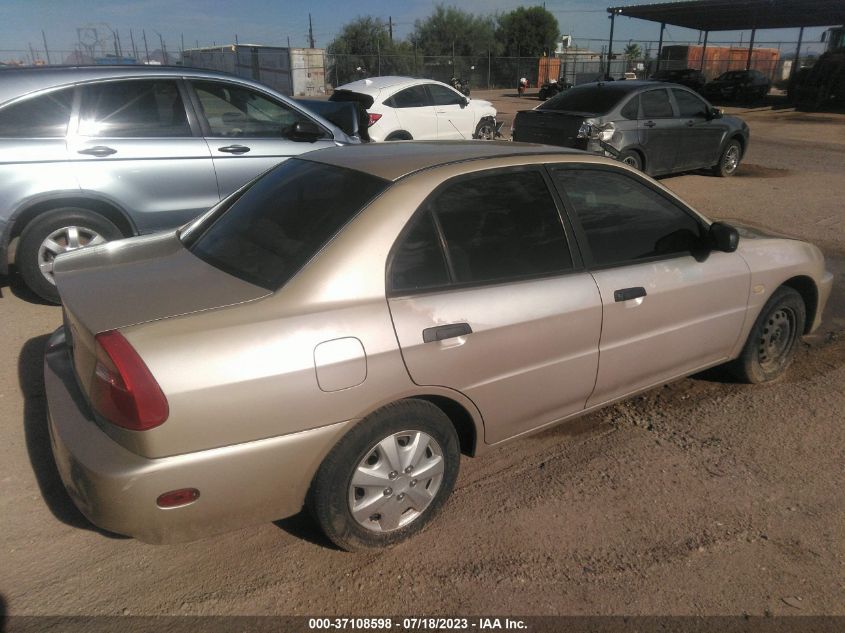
top-left (1, 93), bottom-right (843, 618)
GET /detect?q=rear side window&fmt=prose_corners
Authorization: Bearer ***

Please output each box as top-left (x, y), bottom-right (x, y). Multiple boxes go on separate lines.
top-left (390, 170), bottom-right (572, 293)
top-left (621, 95), bottom-right (639, 119)
top-left (641, 89), bottom-right (673, 118)
top-left (672, 89), bottom-right (709, 118)
top-left (79, 80), bottom-right (191, 137)
top-left (553, 169), bottom-right (703, 267)
top-left (189, 159), bottom-right (388, 290)
top-left (0, 87), bottom-right (74, 138)
top-left (386, 85), bottom-right (430, 108)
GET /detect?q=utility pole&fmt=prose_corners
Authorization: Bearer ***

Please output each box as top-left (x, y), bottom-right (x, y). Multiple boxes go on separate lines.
top-left (156, 31), bottom-right (168, 64)
top-left (41, 30), bottom-right (51, 64)
top-left (143, 29), bottom-right (149, 63)
top-left (181, 32), bottom-right (185, 58)
top-left (287, 35), bottom-right (291, 48)
top-left (308, 13), bottom-right (315, 48)
top-left (389, 16), bottom-right (393, 44)
top-left (28, 42), bottom-right (37, 65)
top-left (116, 29), bottom-right (123, 57)
top-left (129, 29), bottom-right (138, 61)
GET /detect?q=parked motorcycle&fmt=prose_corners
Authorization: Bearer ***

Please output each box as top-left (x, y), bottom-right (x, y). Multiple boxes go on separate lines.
top-left (449, 76), bottom-right (471, 96)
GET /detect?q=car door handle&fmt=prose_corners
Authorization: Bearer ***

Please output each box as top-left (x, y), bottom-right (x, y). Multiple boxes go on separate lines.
top-left (77, 146), bottom-right (117, 157)
top-left (435, 109), bottom-right (447, 114)
top-left (614, 287), bottom-right (647, 302)
top-left (643, 120), bottom-right (656, 128)
top-left (422, 322), bottom-right (473, 343)
top-left (217, 144), bottom-right (251, 154)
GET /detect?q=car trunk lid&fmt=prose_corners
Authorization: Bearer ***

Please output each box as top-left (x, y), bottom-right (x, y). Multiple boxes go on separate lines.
top-left (512, 110), bottom-right (589, 148)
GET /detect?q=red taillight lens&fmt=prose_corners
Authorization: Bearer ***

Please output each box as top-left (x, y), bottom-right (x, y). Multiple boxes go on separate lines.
top-left (157, 488), bottom-right (200, 508)
top-left (367, 112), bottom-right (382, 127)
top-left (91, 330), bottom-right (169, 431)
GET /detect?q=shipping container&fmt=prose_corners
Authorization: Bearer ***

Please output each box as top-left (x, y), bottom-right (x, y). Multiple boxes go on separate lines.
top-left (660, 45), bottom-right (780, 80)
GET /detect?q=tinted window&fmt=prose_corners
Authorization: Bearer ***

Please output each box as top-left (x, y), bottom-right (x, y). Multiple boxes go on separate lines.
top-left (621, 95), bottom-right (639, 119)
top-left (329, 89), bottom-right (375, 109)
top-left (79, 80), bottom-right (190, 137)
top-left (672, 89), bottom-right (709, 118)
top-left (427, 84), bottom-right (465, 107)
top-left (390, 213), bottom-right (449, 293)
top-left (538, 84), bottom-right (628, 114)
top-left (641, 89), bottom-right (673, 118)
top-left (189, 159), bottom-right (388, 290)
top-left (388, 85), bottom-right (430, 108)
top-left (553, 169), bottom-right (703, 267)
top-left (192, 81), bottom-right (311, 138)
top-left (428, 170), bottom-right (572, 284)
top-left (0, 87), bottom-right (74, 137)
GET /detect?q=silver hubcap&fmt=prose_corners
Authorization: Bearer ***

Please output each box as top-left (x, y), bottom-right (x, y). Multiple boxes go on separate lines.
top-left (724, 145), bottom-right (740, 173)
top-left (623, 155), bottom-right (639, 168)
top-left (477, 125), bottom-right (495, 140)
top-left (758, 307), bottom-right (796, 371)
top-left (348, 430), bottom-right (445, 533)
top-left (37, 226), bottom-right (106, 285)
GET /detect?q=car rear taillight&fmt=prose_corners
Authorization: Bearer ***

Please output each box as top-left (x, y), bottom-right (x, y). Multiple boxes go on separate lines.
top-left (90, 330), bottom-right (169, 431)
top-left (367, 112), bottom-right (382, 127)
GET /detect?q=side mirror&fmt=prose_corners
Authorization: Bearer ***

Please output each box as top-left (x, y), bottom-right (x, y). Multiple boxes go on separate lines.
top-left (709, 221), bottom-right (739, 252)
top-left (460, 97), bottom-right (469, 108)
top-left (290, 120), bottom-right (324, 142)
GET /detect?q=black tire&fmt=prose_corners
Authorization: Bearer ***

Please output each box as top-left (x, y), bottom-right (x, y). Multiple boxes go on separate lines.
top-left (17, 208), bottom-right (123, 304)
top-left (308, 399), bottom-right (460, 551)
top-left (729, 286), bottom-right (806, 384)
top-left (618, 150), bottom-right (643, 171)
top-left (711, 139), bottom-right (742, 177)
top-left (385, 131), bottom-right (412, 141)
top-left (474, 118), bottom-right (496, 140)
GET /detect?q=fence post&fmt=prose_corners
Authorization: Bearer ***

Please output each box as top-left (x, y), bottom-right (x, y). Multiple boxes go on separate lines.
top-left (487, 49), bottom-right (491, 90)
top-left (789, 26), bottom-right (804, 85)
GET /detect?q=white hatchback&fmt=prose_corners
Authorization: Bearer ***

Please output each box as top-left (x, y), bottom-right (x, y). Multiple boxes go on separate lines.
top-left (330, 76), bottom-right (498, 142)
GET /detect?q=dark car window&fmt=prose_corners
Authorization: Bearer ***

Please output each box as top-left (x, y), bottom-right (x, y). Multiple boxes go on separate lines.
top-left (387, 85), bottom-right (431, 108)
top-left (0, 87), bottom-right (74, 138)
top-left (553, 169), bottom-right (703, 267)
top-left (539, 84), bottom-right (627, 114)
top-left (394, 170), bottom-right (572, 288)
top-left (621, 95), bottom-right (639, 119)
top-left (192, 80), bottom-right (311, 138)
top-left (641, 89), bottom-right (673, 118)
top-left (389, 212), bottom-right (450, 293)
top-left (189, 159), bottom-right (389, 290)
top-left (672, 89), bottom-right (709, 118)
top-left (79, 80), bottom-right (191, 138)
top-left (427, 84), bottom-right (465, 107)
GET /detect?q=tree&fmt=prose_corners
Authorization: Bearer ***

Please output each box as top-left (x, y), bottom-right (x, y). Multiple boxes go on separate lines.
top-left (326, 16), bottom-right (413, 84)
top-left (624, 42), bottom-right (643, 62)
top-left (412, 5), bottom-right (498, 57)
top-left (496, 6), bottom-right (559, 57)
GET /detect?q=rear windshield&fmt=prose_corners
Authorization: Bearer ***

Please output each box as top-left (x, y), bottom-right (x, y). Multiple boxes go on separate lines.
top-left (329, 89), bottom-right (375, 110)
top-left (187, 159), bottom-right (389, 290)
top-left (538, 84), bottom-right (627, 114)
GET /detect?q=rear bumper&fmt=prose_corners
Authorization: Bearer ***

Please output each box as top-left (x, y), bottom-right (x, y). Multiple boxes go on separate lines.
top-left (45, 327), bottom-right (352, 544)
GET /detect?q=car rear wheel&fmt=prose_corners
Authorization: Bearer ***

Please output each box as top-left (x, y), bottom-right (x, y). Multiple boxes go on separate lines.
top-left (712, 140), bottom-right (742, 177)
top-left (729, 286), bottom-right (806, 384)
top-left (17, 208), bottom-right (124, 304)
top-left (307, 399), bottom-right (460, 551)
top-left (618, 150), bottom-right (643, 171)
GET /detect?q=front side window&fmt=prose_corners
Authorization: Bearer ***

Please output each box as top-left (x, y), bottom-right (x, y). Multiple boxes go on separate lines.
top-left (553, 169), bottom-right (703, 267)
top-left (390, 170), bottom-right (572, 292)
top-left (79, 80), bottom-right (191, 137)
top-left (427, 84), bottom-right (465, 107)
top-left (189, 159), bottom-right (388, 290)
top-left (192, 81), bottom-right (312, 138)
top-left (0, 87), bottom-right (74, 138)
top-left (641, 89), bottom-right (673, 118)
top-left (672, 89), bottom-right (709, 118)
top-left (387, 86), bottom-right (430, 108)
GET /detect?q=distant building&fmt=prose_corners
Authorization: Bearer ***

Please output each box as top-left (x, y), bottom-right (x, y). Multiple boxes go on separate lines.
top-left (182, 44), bottom-right (326, 96)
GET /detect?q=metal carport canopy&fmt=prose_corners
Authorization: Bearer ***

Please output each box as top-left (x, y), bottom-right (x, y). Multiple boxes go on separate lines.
top-left (606, 0), bottom-right (845, 32)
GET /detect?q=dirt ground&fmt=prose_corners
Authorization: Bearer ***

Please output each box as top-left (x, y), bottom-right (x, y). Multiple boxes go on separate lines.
top-left (1, 92), bottom-right (844, 618)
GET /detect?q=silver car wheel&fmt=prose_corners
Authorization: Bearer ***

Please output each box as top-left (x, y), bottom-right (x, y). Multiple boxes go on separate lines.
top-left (623, 155), bottom-right (639, 167)
top-left (37, 226), bottom-right (107, 285)
top-left (757, 306), bottom-right (797, 372)
top-left (348, 430), bottom-right (444, 533)
top-left (723, 145), bottom-right (740, 174)
top-left (475, 122), bottom-right (496, 140)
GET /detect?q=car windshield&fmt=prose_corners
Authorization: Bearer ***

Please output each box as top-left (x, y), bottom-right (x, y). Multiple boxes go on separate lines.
top-left (186, 159), bottom-right (389, 290)
top-left (538, 84), bottom-right (628, 114)
top-left (718, 71), bottom-right (748, 80)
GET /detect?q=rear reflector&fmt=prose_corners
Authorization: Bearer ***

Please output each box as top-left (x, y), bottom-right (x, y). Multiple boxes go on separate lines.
top-left (91, 330), bottom-right (169, 431)
top-left (157, 488), bottom-right (200, 508)
top-left (367, 112), bottom-right (382, 127)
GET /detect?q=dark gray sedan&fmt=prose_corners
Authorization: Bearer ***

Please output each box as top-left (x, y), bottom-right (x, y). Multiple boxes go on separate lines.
top-left (512, 80), bottom-right (749, 177)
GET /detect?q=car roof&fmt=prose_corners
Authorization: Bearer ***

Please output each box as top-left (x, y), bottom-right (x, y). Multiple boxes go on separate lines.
top-left (335, 75), bottom-right (438, 96)
top-left (0, 64), bottom-right (273, 105)
top-left (300, 140), bottom-right (595, 181)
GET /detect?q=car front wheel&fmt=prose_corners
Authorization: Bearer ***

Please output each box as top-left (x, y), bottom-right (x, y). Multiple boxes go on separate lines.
top-left (308, 399), bottom-right (460, 551)
top-left (17, 208), bottom-right (123, 303)
top-left (729, 286), bottom-right (806, 383)
top-left (712, 140), bottom-right (742, 177)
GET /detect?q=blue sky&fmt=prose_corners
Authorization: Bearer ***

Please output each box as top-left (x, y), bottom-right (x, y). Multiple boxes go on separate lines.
top-left (0, 0), bottom-right (828, 61)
